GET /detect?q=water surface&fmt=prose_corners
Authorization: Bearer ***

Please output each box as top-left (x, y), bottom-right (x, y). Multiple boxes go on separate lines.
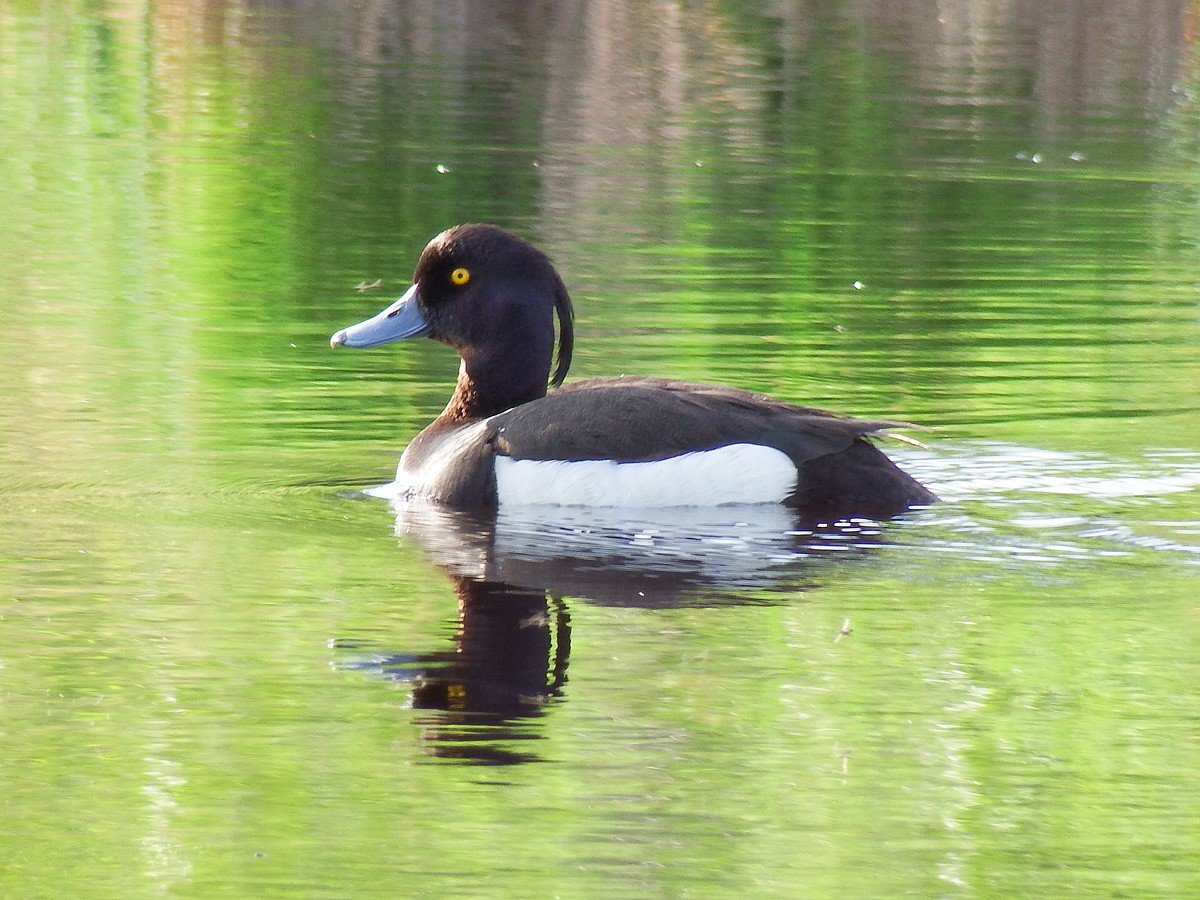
top-left (1, 2), bottom-right (1199, 895)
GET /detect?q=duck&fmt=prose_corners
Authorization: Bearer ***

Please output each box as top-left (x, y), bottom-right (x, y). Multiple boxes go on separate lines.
top-left (330, 224), bottom-right (936, 519)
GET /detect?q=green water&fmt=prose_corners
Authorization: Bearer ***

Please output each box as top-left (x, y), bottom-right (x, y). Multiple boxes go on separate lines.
top-left (2, 1), bottom-right (1199, 895)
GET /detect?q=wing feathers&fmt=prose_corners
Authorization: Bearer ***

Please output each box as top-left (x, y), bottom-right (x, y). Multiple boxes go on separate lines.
top-left (486, 376), bottom-right (906, 466)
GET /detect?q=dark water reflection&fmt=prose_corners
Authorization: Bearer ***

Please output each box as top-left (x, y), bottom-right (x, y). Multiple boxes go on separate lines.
top-left (337, 501), bottom-right (899, 763)
top-left (338, 577), bottom-right (571, 765)
top-left (392, 501), bottom-right (890, 605)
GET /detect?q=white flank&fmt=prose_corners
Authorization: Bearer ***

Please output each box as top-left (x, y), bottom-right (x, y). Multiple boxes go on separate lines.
top-left (494, 443), bottom-right (797, 508)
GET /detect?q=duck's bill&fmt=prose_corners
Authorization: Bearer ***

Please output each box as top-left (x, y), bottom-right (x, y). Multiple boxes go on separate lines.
top-left (330, 284), bottom-right (430, 348)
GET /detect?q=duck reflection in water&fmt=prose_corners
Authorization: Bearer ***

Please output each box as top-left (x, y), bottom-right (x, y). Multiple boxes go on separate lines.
top-left (336, 500), bottom-right (896, 764)
top-left (408, 578), bottom-right (569, 719)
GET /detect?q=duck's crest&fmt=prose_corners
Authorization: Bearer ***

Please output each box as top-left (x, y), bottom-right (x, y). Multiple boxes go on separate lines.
top-left (550, 266), bottom-right (574, 387)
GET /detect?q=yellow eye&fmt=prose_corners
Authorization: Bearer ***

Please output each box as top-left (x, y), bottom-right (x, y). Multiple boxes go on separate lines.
top-left (450, 267), bottom-right (470, 286)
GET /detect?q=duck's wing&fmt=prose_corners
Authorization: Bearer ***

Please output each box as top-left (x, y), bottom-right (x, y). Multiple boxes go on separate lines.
top-left (484, 376), bottom-right (898, 465)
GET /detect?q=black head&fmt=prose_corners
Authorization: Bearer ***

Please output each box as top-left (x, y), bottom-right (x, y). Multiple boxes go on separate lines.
top-left (415, 225), bottom-right (573, 388)
top-left (331, 225), bottom-right (575, 416)
top-left (412, 225), bottom-right (573, 387)
top-left (332, 225), bottom-right (574, 388)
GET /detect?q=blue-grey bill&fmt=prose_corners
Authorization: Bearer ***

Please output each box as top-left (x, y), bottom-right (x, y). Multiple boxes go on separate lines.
top-left (330, 284), bottom-right (430, 348)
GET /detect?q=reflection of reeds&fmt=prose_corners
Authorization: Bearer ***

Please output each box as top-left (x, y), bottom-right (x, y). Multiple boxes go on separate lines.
top-left (119, 1), bottom-right (1192, 247)
top-left (120, 0), bottom-right (1196, 142)
top-left (98, 0), bottom-right (1196, 253)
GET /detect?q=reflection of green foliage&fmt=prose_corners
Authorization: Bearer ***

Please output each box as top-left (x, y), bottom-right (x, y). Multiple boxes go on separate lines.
top-left (1, 3), bottom-right (1200, 896)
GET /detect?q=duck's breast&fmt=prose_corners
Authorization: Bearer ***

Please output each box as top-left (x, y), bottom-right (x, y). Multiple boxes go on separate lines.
top-left (397, 420), bottom-right (497, 506)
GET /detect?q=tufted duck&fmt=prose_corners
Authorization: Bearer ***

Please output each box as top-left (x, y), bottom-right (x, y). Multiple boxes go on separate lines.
top-left (331, 224), bottom-right (936, 518)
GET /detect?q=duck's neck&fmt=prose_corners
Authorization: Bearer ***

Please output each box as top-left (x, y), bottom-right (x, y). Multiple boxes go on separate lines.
top-left (440, 348), bottom-right (551, 422)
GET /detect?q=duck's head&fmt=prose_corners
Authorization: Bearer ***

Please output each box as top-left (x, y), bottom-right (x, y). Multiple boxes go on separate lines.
top-left (330, 224), bottom-right (574, 389)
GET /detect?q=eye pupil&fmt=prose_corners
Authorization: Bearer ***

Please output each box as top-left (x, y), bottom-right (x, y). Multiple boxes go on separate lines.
top-left (450, 267), bottom-right (470, 286)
